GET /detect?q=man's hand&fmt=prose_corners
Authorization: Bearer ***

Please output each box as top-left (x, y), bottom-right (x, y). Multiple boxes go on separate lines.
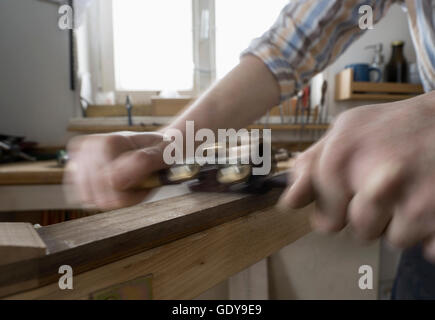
top-left (64, 132), bottom-right (169, 210)
top-left (63, 57), bottom-right (280, 212)
top-left (279, 91), bottom-right (435, 261)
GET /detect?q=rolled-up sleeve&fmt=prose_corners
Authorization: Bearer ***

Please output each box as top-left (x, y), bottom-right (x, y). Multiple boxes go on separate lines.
top-left (242, 0), bottom-right (396, 102)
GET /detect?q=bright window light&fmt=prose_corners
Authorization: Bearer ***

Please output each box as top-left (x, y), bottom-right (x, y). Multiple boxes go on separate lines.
top-left (215, 0), bottom-right (289, 79)
top-left (112, 0), bottom-right (193, 91)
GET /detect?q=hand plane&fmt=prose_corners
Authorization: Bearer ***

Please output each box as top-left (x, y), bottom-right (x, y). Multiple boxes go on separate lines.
top-left (137, 147), bottom-right (291, 194)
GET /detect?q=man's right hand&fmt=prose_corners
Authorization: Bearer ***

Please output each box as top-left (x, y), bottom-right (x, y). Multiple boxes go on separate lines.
top-left (64, 132), bottom-right (169, 210)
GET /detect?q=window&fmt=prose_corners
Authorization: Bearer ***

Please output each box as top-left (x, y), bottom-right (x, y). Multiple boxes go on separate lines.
top-left (88, 0), bottom-right (290, 98)
top-left (215, 0), bottom-right (289, 79)
top-left (112, 0), bottom-right (193, 91)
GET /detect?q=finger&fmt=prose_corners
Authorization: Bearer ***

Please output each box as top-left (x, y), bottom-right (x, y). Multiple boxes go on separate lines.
top-left (278, 167), bottom-right (315, 209)
top-left (347, 161), bottom-right (405, 241)
top-left (107, 146), bottom-right (167, 191)
top-left (311, 140), bottom-right (354, 233)
top-left (423, 235), bottom-right (435, 264)
top-left (69, 160), bottom-right (96, 208)
top-left (91, 165), bottom-right (150, 210)
top-left (278, 139), bottom-right (327, 209)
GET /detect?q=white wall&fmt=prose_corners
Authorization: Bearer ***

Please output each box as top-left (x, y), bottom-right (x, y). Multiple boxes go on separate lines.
top-left (0, 0), bottom-right (78, 146)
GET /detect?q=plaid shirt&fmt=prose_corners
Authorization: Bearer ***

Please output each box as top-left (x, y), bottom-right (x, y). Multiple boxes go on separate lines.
top-left (243, 0), bottom-right (435, 102)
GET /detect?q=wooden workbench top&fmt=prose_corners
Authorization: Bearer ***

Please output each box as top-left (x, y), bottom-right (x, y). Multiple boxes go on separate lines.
top-left (1, 188), bottom-right (311, 299)
top-left (0, 160), bottom-right (63, 185)
top-left (0, 159), bottom-right (295, 186)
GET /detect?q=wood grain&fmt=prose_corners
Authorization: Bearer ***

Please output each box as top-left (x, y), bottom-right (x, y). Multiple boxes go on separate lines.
top-left (0, 223), bottom-right (46, 266)
top-left (0, 189), bottom-right (284, 298)
top-left (0, 161), bottom-right (63, 185)
top-left (86, 104), bottom-right (152, 117)
top-left (7, 204), bottom-right (312, 300)
top-left (68, 122), bottom-right (329, 134)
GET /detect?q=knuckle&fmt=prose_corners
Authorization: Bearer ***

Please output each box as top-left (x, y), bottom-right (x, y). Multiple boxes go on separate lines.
top-left (317, 144), bottom-right (350, 182)
top-left (131, 149), bottom-right (150, 165)
top-left (348, 211), bottom-right (375, 241)
top-left (293, 153), bottom-right (310, 170)
top-left (104, 134), bottom-right (124, 146)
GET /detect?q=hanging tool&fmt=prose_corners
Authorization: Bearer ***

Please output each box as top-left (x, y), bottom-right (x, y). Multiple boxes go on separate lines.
top-left (316, 80), bottom-right (328, 140)
top-left (319, 80), bottom-right (328, 124)
top-left (126, 95), bottom-right (133, 127)
top-left (293, 90), bottom-right (304, 124)
top-left (279, 104), bottom-right (285, 124)
top-left (0, 135), bottom-right (36, 163)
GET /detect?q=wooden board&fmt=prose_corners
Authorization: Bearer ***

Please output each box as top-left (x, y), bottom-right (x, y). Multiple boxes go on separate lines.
top-left (335, 68), bottom-right (424, 101)
top-left (0, 189), bottom-right (286, 298)
top-left (68, 120), bottom-right (329, 134)
top-left (151, 97), bottom-right (192, 116)
top-left (0, 161), bottom-right (63, 185)
top-left (6, 203), bottom-right (312, 299)
top-left (86, 104), bottom-right (152, 118)
top-left (0, 223), bottom-right (46, 266)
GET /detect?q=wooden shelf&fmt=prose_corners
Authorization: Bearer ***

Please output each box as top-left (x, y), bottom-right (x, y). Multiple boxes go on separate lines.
top-left (0, 160), bottom-right (63, 185)
top-left (335, 68), bottom-right (424, 101)
top-left (68, 121), bottom-right (329, 134)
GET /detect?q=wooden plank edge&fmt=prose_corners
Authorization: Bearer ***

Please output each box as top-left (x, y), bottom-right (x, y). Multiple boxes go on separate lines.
top-left (6, 204), bottom-right (312, 299)
top-left (0, 190), bottom-right (282, 298)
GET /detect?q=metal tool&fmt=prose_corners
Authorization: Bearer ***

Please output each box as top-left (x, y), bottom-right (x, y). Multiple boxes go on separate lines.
top-left (138, 146), bottom-right (291, 194)
top-left (293, 90), bottom-right (303, 124)
top-left (316, 80), bottom-right (328, 140)
top-left (279, 104), bottom-right (285, 124)
top-left (0, 134), bottom-right (36, 163)
top-left (126, 95), bottom-right (133, 126)
top-left (62, 145), bottom-right (291, 194)
top-left (142, 162), bottom-right (290, 195)
top-left (319, 80), bottom-right (328, 124)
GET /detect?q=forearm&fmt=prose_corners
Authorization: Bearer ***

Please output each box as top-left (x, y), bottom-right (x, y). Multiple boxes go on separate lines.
top-left (162, 55), bottom-right (280, 136)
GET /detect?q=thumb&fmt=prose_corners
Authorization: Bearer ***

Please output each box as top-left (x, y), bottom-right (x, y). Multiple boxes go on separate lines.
top-left (107, 146), bottom-right (167, 191)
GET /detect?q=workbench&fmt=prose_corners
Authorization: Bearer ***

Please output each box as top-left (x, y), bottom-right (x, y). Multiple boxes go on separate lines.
top-left (0, 160), bottom-right (381, 300)
top-left (0, 188), bottom-right (312, 299)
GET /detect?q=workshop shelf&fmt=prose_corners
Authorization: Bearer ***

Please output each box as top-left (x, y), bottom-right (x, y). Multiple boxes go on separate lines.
top-left (335, 68), bottom-right (424, 101)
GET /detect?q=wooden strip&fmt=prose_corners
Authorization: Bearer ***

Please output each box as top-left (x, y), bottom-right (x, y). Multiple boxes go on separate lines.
top-left (352, 81), bottom-right (423, 94)
top-left (86, 104), bottom-right (152, 117)
top-left (335, 68), bottom-right (353, 101)
top-left (0, 190), bottom-right (283, 298)
top-left (335, 68), bottom-right (424, 101)
top-left (0, 161), bottom-right (63, 185)
top-left (151, 97), bottom-right (192, 116)
top-left (349, 93), bottom-right (420, 101)
top-left (6, 204), bottom-right (312, 300)
top-left (67, 123), bottom-right (330, 134)
top-left (0, 223), bottom-right (46, 266)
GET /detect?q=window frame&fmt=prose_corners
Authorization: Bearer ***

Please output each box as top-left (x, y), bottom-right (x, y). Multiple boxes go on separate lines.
top-left (96, 0), bottom-right (216, 103)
